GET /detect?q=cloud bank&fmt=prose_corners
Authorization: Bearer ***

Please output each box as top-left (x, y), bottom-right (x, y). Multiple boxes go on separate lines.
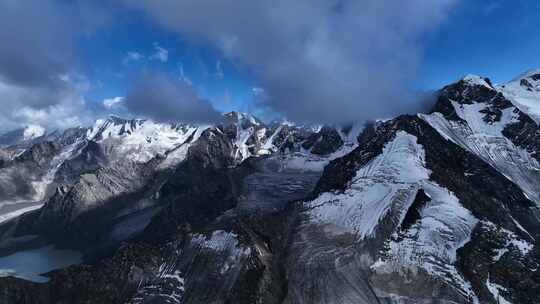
top-left (126, 0), bottom-right (457, 123)
top-left (0, 2), bottom-right (73, 90)
top-left (124, 73), bottom-right (222, 124)
top-left (0, 1), bottom-right (109, 132)
top-left (0, 0), bottom-right (459, 133)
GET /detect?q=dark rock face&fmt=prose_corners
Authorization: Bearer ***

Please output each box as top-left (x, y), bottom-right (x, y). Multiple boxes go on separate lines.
top-left (440, 77), bottom-right (495, 104)
top-left (301, 126), bottom-right (344, 155)
top-left (314, 121), bottom-right (387, 194)
top-left (457, 222), bottom-right (540, 304)
top-left (521, 78), bottom-right (534, 90)
top-left (140, 158), bottom-right (239, 242)
top-left (397, 189), bottom-right (430, 235)
top-left (265, 124), bottom-right (312, 153)
top-left (54, 140), bottom-right (108, 185)
top-left (186, 127), bottom-right (235, 169)
top-left (502, 111), bottom-right (540, 161)
top-left (432, 78), bottom-right (513, 124)
top-left (13, 141), bottom-right (59, 168)
top-left (130, 211), bottom-right (295, 304)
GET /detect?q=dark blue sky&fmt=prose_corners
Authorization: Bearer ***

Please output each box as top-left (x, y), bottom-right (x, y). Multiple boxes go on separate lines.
top-left (419, 0), bottom-right (540, 88)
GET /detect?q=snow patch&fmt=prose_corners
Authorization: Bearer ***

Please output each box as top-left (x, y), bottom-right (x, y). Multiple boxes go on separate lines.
top-left (193, 230), bottom-right (240, 252)
top-left (87, 118), bottom-right (202, 164)
top-left (371, 182), bottom-right (478, 299)
top-left (277, 124), bottom-right (362, 172)
top-left (482, 221), bottom-right (534, 262)
top-left (305, 131), bottom-right (430, 238)
top-left (463, 74), bottom-right (491, 88)
top-left (302, 131), bottom-right (478, 298)
top-left (501, 70), bottom-right (540, 123)
top-left (0, 204), bottom-right (42, 224)
top-left (157, 126), bottom-right (209, 169)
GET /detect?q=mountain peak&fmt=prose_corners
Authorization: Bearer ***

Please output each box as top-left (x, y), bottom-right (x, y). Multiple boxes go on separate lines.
top-left (461, 74), bottom-right (493, 88)
top-left (509, 68), bottom-right (540, 83)
top-left (106, 114), bottom-right (145, 126)
top-left (224, 111), bottom-right (263, 126)
top-left (505, 69), bottom-right (540, 92)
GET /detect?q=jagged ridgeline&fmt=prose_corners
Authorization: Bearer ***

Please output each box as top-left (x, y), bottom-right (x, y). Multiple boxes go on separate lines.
top-left (0, 70), bottom-right (540, 303)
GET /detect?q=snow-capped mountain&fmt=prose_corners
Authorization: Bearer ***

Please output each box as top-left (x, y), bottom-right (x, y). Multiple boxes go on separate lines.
top-left (501, 69), bottom-right (540, 123)
top-left (291, 72), bottom-right (540, 303)
top-left (1, 71), bottom-right (540, 304)
top-left (0, 112), bottom-right (350, 247)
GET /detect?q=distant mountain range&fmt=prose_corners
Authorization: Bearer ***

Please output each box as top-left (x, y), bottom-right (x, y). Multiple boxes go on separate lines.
top-left (0, 70), bottom-right (540, 303)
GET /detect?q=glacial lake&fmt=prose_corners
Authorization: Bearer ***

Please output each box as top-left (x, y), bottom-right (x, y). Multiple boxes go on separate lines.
top-left (0, 245), bottom-right (82, 283)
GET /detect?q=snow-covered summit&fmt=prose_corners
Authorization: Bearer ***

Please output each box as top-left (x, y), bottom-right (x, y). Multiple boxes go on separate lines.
top-left (462, 74), bottom-right (493, 88)
top-left (422, 69), bottom-right (540, 204)
top-left (85, 115), bottom-right (206, 163)
top-left (507, 68), bottom-right (540, 84)
top-left (499, 69), bottom-right (540, 122)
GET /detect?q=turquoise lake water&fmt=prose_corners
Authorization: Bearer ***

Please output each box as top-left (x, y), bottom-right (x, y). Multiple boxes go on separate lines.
top-left (0, 245), bottom-right (82, 283)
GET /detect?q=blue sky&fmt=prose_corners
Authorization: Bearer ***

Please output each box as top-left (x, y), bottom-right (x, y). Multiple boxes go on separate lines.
top-left (419, 0), bottom-right (540, 89)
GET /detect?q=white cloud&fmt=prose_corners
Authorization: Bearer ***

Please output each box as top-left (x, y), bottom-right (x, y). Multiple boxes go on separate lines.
top-left (215, 60), bottom-right (224, 79)
top-left (150, 42), bottom-right (168, 62)
top-left (123, 51), bottom-right (145, 65)
top-left (102, 96), bottom-right (125, 109)
top-left (23, 124), bottom-right (45, 140)
top-left (178, 63), bottom-right (193, 85)
top-left (0, 75), bottom-right (96, 133)
top-left (252, 87), bottom-right (265, 96)
top-left (122, 44), bottom-right (168, 66)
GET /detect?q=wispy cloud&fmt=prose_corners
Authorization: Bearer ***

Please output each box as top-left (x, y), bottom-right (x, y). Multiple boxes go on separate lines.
top-left (0, 1), bottom-right (103, 131)
top-left (214, 60), bottom-right (224, 79)
top-left (102, 96), bottom-right (125, 109)
top-left (150, 42), bottom-right (168, 63)
top-left (122, 51), bottom-right (145, 65)
top-left (177, 63), bottom-right (193, 85)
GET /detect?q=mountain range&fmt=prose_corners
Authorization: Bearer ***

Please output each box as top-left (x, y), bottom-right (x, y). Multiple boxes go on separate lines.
top-left (0, 70), bottom-right (540, 303)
